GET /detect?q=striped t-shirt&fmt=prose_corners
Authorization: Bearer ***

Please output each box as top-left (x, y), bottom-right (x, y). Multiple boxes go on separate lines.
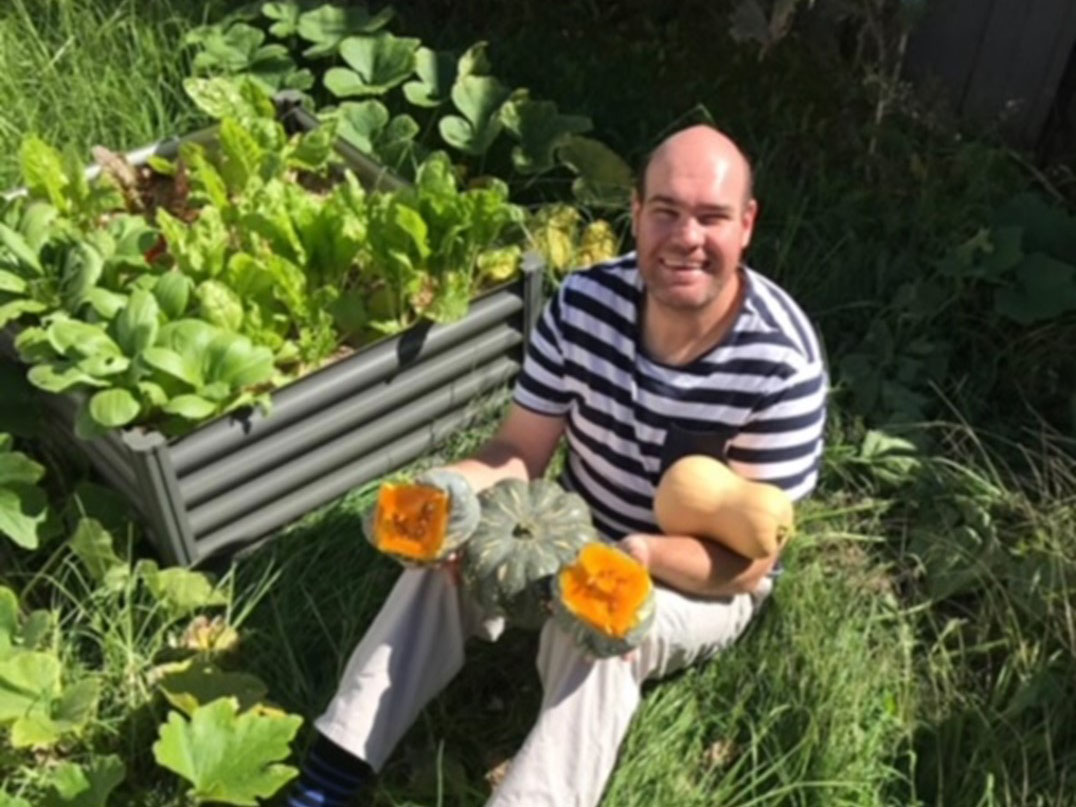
top-left (513, 252), bottom-right (827, 542)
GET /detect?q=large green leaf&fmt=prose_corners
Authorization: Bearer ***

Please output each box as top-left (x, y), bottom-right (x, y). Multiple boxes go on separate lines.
top-left (0, 299), bottom-right (47, 329)
top-left (76, 353), bottom-right (130, 378)
top-left (82, 288), bottom-right (128, 321)
top-left (333, 100), bottom-right (389, 153)
top-left (263, 1), bottom-right (302, 37)
top-left (182, 77), bottom-right (275, 122)
top-left (0, 649), bottom-right (59, 727)
top-left (69, 518), bottom-right (127, 587)
top-left (27, 363), bottom-right (110, 393)
top-left (326, 33), bottom-right (420, 97)
top-left (0, 485), bottom-right (49, 550)
top-left (137, 561), bottom-right (229, 615)
top-left (0, 791), bottom-right (31, 807)
top-left (42, 756), bottom-right (125, 807)
top-left (153, 272), bottom-right (193, 320)
top-left (58, 242), bottom-right (105, 312)
top-left (500, 97), bottom-right (592, 175)
top-left (402, 47), bottom-right (457, 107)
top-left (154, 698), bottom-right (301, 806)
top-left (0, 270), bottom-right (28, 294)
top-left (0, 222), bottom-right (43, 275)
top-left (17, 201), bottom-right (59, 255)
top-left (438, 75), bottom-right (511, 156)
top-left (297, 4), bottom-right (395, 58)
top-left (190, 23), bottom-right (265, 73)
top-left (158, 663), bottom-right (269, 717)
top-left (46, 318), bottom-right (122, 360)
top-left (217, 118), bottom-right (264, 194)
top-left (112, 288), bottom-right (160, 356)
top-left (0, 450), bottom-right (44, 487)
top-left (87, 389), bottom-right (140, 429)
top-left (556, 135), bottom-right (634, 208)
top-left (162, 395), bottom-right (218, 421)
top-left (203, 332), bottom-right (276, 389)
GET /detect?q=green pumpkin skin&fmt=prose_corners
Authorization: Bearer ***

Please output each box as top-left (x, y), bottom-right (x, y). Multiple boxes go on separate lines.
top-left (363, 468), bottom-right (481, 565)
top-left (461, 478), bottom-right (597, 629)
top-left (550, 567), bottom-right (656, 659)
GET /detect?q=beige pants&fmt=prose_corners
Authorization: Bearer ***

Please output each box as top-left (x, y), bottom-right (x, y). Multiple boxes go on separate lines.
top-left (315, 567), bottom-right (770, 807)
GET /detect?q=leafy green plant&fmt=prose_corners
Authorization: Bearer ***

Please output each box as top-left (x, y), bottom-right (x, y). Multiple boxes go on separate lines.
top-left (0, 586), bottom-right (99, 750)
top-left (182, 3), bottom-right (634, 204)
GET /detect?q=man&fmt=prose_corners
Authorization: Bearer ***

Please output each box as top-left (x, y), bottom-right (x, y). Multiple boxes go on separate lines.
top-left (287, 124), bottom-right (827, 807)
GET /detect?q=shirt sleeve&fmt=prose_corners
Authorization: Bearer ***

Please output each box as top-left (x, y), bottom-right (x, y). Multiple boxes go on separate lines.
top-left (512, 286), bottom-right (572, 416)
top-left (724, 361), bottom-right (828, 502)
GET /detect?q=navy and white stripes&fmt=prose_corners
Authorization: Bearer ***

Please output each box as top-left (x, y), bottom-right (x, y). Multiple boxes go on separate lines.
top-left (514, 253), bottom-right (827, 542)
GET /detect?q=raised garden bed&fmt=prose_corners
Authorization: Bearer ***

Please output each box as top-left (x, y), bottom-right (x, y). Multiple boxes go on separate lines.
top-left (1, 101), bottom-right (544, 565)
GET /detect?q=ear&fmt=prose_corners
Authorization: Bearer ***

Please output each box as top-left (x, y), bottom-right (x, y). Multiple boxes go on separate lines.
top-left (630, 190), bottom-right (642, 237)
top-left (740, 198), bottom-right (758, 249)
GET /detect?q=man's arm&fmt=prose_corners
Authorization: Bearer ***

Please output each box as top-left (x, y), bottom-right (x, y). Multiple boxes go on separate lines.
top-left (620, 532), bottom-right (776, 598)
top-left (445, 403), bottom-right (566, 492)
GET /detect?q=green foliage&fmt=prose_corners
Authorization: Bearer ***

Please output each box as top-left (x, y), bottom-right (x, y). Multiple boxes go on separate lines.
top-left (41, 756), bottom-right (125, 807)
top-left (0, 434), bottom-right (50, 550)
top-left (153, 697), bottom-right (302, 806)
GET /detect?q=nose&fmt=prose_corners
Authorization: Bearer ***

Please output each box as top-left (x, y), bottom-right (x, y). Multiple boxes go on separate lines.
top-left (672, 216), bottom-right (704, 247)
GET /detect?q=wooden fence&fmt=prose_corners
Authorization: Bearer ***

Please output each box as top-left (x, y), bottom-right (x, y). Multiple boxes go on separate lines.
top-left (905, 0), bottom-right (1076, 147)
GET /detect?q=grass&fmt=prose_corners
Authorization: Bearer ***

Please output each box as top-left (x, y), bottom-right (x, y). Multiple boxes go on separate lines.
top-left (1, 1), bottom-right (1075, 806)
top-left (0, 0), bottom-right (228, 188)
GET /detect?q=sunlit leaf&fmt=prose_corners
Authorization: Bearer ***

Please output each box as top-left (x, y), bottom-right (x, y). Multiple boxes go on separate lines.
top-left (153, 698), bottom-right (302, 806)
top-left (438, 75), bottom-right (511, 156)
top-left (297, 4), bottom-right (395, 58)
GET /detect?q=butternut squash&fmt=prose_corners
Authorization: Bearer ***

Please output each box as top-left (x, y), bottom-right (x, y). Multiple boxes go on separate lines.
top-left (653, 455), bottom-right (793, 559)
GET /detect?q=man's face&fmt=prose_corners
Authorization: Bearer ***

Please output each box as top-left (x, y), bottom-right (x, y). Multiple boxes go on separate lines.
top-left (631, 138), bottom-right (757, 313)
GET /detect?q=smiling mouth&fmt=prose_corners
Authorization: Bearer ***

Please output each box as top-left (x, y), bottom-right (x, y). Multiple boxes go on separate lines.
top-left (659, 258), bottom-right (709, 278)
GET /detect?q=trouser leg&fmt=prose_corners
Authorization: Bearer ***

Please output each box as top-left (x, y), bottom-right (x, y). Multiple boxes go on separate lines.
top-left (314, 567), bottom-right (504, 771)
top-left (486, 580), bottom-right (771, 807)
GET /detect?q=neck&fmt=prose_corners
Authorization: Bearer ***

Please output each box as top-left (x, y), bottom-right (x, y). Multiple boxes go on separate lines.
top-left (642, 269), bottom-right (745, 365)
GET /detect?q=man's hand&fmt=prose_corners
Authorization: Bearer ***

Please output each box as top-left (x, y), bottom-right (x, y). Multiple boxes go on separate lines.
top-left (619, 534), bottom-right (652, 569)
top-left (621, 532), bottom-right (776, 598)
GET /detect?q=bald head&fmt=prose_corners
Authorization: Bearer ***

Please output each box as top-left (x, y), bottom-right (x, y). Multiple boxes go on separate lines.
top-left (636, 125), bottom-right (755, 210)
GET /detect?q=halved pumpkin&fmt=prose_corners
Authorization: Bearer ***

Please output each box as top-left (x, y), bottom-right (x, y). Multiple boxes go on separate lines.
top-left (552, 542), bottom-right (655, 658)
top-left (364, 469), bottom-right (480, 565)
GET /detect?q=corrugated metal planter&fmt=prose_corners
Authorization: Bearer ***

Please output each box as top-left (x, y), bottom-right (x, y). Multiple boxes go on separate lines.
top-left (2, 110), bottom-right (545, 566)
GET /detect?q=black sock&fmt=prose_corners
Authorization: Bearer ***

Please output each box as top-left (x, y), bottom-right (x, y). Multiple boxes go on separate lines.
top-left (287, 732), bottom-right (374, 807)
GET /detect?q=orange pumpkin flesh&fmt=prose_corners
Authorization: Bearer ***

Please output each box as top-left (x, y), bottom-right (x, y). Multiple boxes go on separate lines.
top-left (557, 543), bottom-right (652, 638)
top-left (373, 483), bottom-right (450, 561)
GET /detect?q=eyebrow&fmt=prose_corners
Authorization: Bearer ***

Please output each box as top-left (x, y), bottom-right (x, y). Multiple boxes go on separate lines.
top-left (645, 194), bottom-right (735, 214)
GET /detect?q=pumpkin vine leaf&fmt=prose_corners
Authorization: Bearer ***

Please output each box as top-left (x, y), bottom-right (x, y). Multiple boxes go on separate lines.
top-left (500, 96), bottom-right (592, 175)
top-left (324, 33), bottom-right (421, 98)
top-left (153, 697), bottom-right (303, 806)
top-left (438, 75), bottom-right (512, 156)
top-left (41, 755), bottom-right (125, 807)
top-left (403, 47), bottom-right (458, 108)
top-left (297, 4), bottom-right (396, 59)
